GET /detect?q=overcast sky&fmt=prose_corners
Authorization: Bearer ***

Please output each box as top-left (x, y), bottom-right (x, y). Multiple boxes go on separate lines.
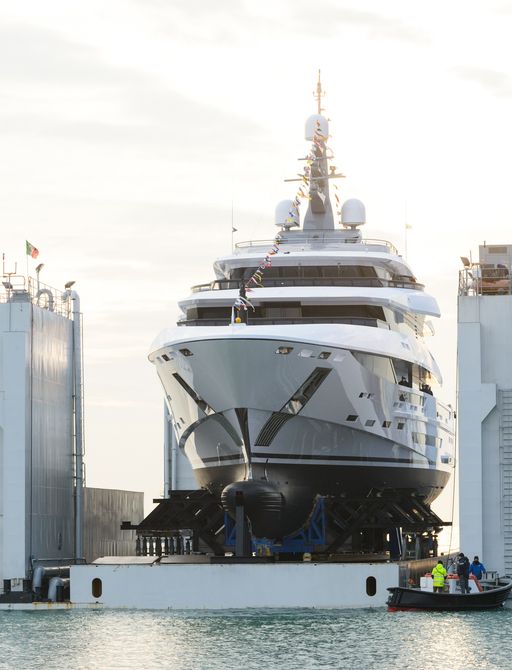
top-left (2, 1), bottom-right (512, 526)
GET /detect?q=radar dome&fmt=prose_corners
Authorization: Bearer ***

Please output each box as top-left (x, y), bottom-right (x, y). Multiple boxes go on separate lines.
top-left (341, 199), bottom-right (366, 229)
top-left (275, 200), bottom-right (300, 229)
top-left (305, 114), bottom-right (329, 141)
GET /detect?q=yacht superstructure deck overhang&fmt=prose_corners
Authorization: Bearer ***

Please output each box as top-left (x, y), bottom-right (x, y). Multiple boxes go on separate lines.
top-left (150, 321), bottom-right (442, 382)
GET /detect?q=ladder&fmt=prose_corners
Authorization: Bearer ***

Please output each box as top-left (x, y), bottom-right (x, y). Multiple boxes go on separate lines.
top-left (500, 389), bottom-right (512, 574)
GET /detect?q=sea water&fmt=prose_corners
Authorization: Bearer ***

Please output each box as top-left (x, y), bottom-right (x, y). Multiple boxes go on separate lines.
top-left (1, 607), bottom-right (511, 669)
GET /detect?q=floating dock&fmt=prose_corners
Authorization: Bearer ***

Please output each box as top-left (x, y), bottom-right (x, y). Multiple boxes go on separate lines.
top-left (70, 557), bottom-right (399, 609)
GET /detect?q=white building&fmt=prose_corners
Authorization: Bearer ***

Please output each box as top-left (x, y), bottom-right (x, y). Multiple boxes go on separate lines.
top-left (458, 243), bottom-right (512, 575)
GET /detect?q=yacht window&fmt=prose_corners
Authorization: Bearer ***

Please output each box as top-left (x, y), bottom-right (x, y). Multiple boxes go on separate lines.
top-left (227, 265), bottom-right (389, 281)
top-left (393, 358), bottom-right (412, 387)
top-left (352, 352), bottom-right (396, 383)
top-left (412, 433), bottom-right (442, 448)
top-left (161, 354), bottom-right (170, 362)
top-left (382, 421), bottom-right (391, 428)
top-left (318, 351), bottom-right (331, 359)
top-left (186, 303), bottom-right (388, 324)
top-left (365, 419), bottom-right (376, 426)
top-left (281, 368), bottom-right (331, 414)
top-left (263, 302), bottom-right (301, 318)
top-left (397, 422), bottom-right (405, 430)
top-left (195, 307), bottom-right (231, 320)
top-left (275, 346), bottom-right (294, 355)
top-left (302, 305), bottom-right (385, 319)
top-left (346, 415), bottom-right (358, 422)
top-left (179, 348), bottom-right (193, 357)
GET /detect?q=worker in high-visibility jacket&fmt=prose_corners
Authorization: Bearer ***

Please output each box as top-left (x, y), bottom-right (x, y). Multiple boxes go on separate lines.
top-left (432, 560), bottom-right (448, 593)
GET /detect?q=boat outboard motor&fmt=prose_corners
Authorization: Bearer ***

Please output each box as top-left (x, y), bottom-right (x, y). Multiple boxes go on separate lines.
top-left (221, 480), bottom-right (284, 540)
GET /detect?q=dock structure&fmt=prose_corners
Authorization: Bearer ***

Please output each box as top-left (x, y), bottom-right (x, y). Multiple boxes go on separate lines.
top-left (458, 244), bottom-right (512, 574)
top-left (0, 274), bottom-right (143, 602)
top-left (0, 277), bottom-right (77, 594)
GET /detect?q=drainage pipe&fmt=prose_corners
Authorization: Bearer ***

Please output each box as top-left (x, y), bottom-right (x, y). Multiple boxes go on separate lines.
top-left (47, 577), bottom-right (70, 602)
top-left (65, 289), bottom-right (84, 562)
top-left (32, 566), bottom-right (70, 598)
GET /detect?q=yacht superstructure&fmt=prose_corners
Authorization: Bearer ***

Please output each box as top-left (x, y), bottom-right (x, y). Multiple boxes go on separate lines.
top-left (150, 80), bottom-right (455, 538)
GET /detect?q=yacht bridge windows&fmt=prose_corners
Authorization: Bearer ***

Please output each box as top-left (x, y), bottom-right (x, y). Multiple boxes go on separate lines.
top-left (183, 303), bottom-right (388, 327)
top-left (192, 264), bottom-right (422, 292)
top-left (352, 350), bottom-right (439, 396)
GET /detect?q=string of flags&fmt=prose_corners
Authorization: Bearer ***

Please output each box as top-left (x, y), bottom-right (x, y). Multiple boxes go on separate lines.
top-left (284, 119), bottom-right (340, 225)
top-left (233, 236), bottom-right (282, 319)
top-left (232, 119), bottom-right (340, 321)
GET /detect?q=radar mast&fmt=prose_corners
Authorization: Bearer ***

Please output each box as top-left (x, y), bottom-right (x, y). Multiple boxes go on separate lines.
top-left (314, 69), bottom-right (325, 115)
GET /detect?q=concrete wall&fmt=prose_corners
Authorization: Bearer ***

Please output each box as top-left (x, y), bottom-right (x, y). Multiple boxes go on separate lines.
top-left (458, 295), bottom-right (512, 573)
top-left (83, 487), bottom-right (144, 563)
top-left (71, 561), bottom-right (398, 609)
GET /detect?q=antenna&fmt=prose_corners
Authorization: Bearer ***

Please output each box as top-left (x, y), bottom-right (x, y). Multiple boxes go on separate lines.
top-left (313, 69), bottom-right (325, 114)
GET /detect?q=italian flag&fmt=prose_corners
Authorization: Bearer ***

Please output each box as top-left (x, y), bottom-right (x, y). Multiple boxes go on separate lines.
top-left (26, 240), bottom-right (39, 259)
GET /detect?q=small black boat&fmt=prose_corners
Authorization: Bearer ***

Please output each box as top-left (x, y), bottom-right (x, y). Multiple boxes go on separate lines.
top-left (387, 580), bottom-right (512, 611)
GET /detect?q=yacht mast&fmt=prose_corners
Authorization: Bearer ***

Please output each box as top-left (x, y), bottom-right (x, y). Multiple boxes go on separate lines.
top-left (303, 71), bottom-right (334, 231)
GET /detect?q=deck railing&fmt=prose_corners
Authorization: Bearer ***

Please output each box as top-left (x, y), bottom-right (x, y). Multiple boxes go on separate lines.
top-left (178, 316), bottom-right (391, 329)
top-left (459, 267), bottom-right (512, 296)
top-left (0, 276), bottom-right (73, 318)
top-left (191, 277), bottom-right (423, 293)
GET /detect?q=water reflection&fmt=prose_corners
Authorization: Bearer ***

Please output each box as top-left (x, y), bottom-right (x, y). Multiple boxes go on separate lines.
top-left (0, 608), bottom-right (511, 669)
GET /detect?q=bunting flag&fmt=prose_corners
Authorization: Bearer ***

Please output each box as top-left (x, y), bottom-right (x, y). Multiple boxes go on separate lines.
top-left (26, 240), bottom-right (39, 259)
top-left (231, 118), bottom-right (341, 322)
top-left (232, 234), bottom-right (282, 321)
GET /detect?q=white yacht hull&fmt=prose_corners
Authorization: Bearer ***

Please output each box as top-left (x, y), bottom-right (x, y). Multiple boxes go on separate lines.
top-left (150, 323), bottom-right (454, 535)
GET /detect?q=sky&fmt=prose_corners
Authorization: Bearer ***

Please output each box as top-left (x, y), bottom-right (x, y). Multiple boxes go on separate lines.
top-left (2, 0), bottom-right (512, 532)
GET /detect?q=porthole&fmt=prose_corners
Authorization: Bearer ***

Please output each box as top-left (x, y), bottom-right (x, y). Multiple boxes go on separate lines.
top-left (179, 348), bottom-right (193, 357)
top-left (318, 351), bottom-right (331, 359)
top-left (161, 354), bottom-right (170, 362)
top-left (366, 576), bottom-right (377, 597)
top-left (92, 578), bottom-right (102, 599)
top-left (276, 346), bottom-right (294, 355)
top-left (346, 415), bottom-right (358, 422)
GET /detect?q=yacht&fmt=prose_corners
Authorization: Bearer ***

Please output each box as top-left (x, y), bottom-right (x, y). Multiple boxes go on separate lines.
top-left (149, 81), bottom-right (455, 538)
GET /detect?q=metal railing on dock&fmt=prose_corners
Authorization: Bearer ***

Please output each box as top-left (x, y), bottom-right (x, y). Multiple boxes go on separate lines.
top-left (0, 276), bottom-right (73, 318)
top-left (459, 266), bottom-right (512, 296)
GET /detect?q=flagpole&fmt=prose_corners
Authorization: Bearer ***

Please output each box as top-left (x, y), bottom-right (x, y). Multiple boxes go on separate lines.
top-left (404, 200), bottom-right (408, 261)
top-left (231, 199), bottom-right (234, 252)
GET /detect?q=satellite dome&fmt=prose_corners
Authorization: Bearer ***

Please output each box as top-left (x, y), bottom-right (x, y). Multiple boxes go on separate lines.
top-left (305, 114), bottom-right (329, 141)
top-left (341, 199), bottom-right (366, 229)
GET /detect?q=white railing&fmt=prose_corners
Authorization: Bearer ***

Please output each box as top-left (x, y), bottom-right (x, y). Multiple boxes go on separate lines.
top-left (235, 236), bottom-right (399, 255)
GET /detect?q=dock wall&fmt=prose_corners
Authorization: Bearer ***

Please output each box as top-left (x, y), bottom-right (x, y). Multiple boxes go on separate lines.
top-left (71, 561), bottom-right (398, 609)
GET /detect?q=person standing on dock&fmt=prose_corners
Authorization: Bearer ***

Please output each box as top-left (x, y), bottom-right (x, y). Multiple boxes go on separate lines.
top-left (432, 560), bottom-right (447, 593)
top-left (456, 553), bottom-right (471, 594)
top-left (469, 556), bottom-right (486, 580)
